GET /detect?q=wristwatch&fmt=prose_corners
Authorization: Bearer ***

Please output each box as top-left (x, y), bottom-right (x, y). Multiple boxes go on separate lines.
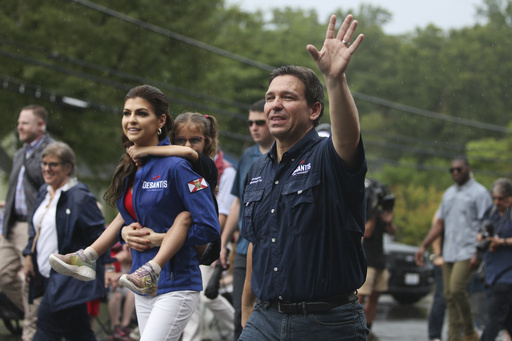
top-left (429, 253), bottom-right (441, 261)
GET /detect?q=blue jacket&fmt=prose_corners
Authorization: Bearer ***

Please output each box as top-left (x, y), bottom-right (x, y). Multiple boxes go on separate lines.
top-left (482, 205), bottom-right (512, 285)
top-left (117, 138), bottom-right (220, 295)
top-left (23, 179), bottom-right (107, 312)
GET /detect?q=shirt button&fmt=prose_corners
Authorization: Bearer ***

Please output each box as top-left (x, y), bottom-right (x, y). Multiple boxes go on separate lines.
top-left (274, 267), bottom-right (278, 272)
top-left (271, 209), bottom-right (275, 214)
top-left (291, 159), bottom-right (295, 162)
top-left (297, 190), bottom-right (303, 194)
top-left (272, 238), bottom-right (276, 242)
top-left (279, 296), bottom-right (283, 300)
top-left (274, 180), bottom-right (279, 185)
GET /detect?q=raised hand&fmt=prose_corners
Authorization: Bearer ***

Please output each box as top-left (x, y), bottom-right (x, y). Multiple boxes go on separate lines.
top-left (306, 14), bottom-right (364, 80)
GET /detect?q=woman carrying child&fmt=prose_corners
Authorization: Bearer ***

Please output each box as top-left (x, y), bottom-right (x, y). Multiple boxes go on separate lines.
top-left (50, 85), bottom-right (220, 341)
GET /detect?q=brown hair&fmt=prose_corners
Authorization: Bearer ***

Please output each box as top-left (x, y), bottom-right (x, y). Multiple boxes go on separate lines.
top-left (22, 105), bottom-right (48, 124)
top-left (104, 85), bottom-right (172, 206)
top-left (250, 99), bottom-right (265, 113)
top-left (268, 65), bottom-right (324, 127)
top-left (170, 112), bottom-right (218, 158)
top-left (42, 142), bottom-right (75, 176)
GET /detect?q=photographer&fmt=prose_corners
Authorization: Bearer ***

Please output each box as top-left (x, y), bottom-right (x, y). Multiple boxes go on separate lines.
top-left (472, 178), bottom-right (512, 341)
top-left (358, 179), bottom-right (397, 340)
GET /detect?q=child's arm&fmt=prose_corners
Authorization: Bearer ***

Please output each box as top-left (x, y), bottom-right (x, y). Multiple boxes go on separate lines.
top-left (90, 212), bottom-right (127, 256)
top-left (127, 145), bottom-right (199, 166)
top-left (151, 211), bottom-right (192, 268)
top-left (122, 211), bottom-right (193, 268)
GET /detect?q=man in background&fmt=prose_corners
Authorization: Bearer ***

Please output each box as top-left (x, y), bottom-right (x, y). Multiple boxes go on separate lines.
top-left (358, 179), bottom-right (397, 341)
top-left (219, 98), bottom-right (274, 340)
top-left (0, 105), bottom-right (54, 341)
top-left (416, 157), bottom-right (492, 341)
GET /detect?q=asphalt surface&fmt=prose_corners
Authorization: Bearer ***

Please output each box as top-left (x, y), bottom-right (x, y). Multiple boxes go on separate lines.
top-left (0, 293), bottom-right (508, 341)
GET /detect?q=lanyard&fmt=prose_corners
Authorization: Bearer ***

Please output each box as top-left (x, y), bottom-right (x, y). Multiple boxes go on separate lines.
top-left (31, 193), bottom-right (56, 253)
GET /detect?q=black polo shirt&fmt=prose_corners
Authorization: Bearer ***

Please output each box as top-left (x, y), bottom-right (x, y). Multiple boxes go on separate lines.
top-left (241, 129), bottom-right (367, 302)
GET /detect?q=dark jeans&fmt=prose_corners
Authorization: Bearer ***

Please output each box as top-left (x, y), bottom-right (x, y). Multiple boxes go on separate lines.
top-left (480, 282), bottom-right (512, 341)
top-left (233, 253), bottom-right (247, 341)
top-left (428, 265), bottom-right (446, 339)
top-left (33, 293), bottom-right (96, 341)
top-left (239, 298), bottom-right (367, 340)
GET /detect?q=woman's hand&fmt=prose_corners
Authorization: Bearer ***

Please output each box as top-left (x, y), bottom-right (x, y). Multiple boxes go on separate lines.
top-left (24, 255), bottom-right (35, 283)
top-left (122, 222), bottom-right (150, 251)
top-left (122, 222), bottom-right (164, 251)
top-left (489, 235), bottom-right (506, 251)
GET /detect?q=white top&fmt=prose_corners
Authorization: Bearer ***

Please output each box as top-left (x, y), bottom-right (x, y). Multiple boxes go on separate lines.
top-left (33, 183), bottom-right (69, 278)
top-left (217, 166), bottom-right (236, 217)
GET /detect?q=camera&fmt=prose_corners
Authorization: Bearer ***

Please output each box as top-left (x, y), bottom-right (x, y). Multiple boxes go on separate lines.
top-left (381, 194), bottom-right (395, 212)
top-left (365, 179), bottom-right (395, 219)
top-left (476, 220), bottom-right (495, 260)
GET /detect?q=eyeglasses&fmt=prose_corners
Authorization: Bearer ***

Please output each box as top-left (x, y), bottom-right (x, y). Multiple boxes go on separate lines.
top-left (248, 120), bottom-right (266, 127)
top-left (172, 136), bottom-right (206, 146)
top-left (493, 196), bottom-right (507, 201)
top-left (449, 167), bottom-right (464, 174)
top-left (41, 161), bottom-right (62, 169)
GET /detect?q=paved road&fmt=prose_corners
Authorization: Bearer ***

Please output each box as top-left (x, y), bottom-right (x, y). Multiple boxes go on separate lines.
top-left (370, 293), bottom-right (508, 341)
top-left (0, 293), bottom-right (508, 340)
top-left (371, 293), bottom-right (434, 340)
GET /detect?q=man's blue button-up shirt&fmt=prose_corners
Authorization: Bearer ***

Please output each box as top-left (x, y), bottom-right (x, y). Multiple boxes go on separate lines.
top-left (241, 129), bottom-right (367, 302)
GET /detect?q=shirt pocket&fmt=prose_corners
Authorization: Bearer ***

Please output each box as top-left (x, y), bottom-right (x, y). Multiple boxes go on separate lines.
top-left (281, 175), bottom-right (320, 235)
top-left (242, 188), bottom-right (264, 243)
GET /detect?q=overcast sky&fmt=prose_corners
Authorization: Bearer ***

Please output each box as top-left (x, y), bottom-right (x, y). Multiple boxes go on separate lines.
top-left (226, 0), bottom-right (485, 35)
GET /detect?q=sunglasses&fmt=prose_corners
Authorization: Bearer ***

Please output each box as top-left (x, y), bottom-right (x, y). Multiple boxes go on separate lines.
top-left (172, 136), bottom-right (206, 146)
top-left (41, 161), bottom-right (62, 169)
top-left (248, 120), bottom-right (266, 127)
top-left (449, 167), bottom-right (464, 174)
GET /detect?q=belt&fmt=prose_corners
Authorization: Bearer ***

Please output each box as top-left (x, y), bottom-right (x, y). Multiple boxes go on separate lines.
top-left (16, 215), bottom-right (28, 222)
top-left (270, 292), bottom-right (356, 314)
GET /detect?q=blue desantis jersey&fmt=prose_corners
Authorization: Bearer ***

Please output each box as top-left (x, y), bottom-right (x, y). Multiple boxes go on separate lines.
top-left (117, 138), bottom-right (220, 295)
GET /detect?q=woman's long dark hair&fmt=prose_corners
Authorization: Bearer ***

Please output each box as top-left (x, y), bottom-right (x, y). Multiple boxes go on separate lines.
top-left (104, 85), bottom-right (173, 207)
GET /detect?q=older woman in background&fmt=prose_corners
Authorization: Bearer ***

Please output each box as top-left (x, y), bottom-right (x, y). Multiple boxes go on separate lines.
top-left (23, 141), bottom-right (107, 341)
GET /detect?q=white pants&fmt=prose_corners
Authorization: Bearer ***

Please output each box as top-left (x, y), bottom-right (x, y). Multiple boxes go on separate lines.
top-left (182, 265), bottom-right (235, 341)
top-left (135, 290), bottom-right (199, 341)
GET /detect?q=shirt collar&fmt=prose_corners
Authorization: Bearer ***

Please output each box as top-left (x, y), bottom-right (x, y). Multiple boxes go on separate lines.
top-left (457, 177), bottom-right (476, 190)
top-left (267, 128), bottom-right (319, 161)
top-left (46, 180), bottom-right (71, 195)
top-left (25, 134), bottom-right (45, 152)
top-left (250, 144), bottom-right (264, 157)
top-left (159, 137), bottom-right (170, 146)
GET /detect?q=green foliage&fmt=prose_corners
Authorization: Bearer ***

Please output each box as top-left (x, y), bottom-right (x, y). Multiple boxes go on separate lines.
top-left (2, 0), bottom-right (512, 240)
top-left (391, 183), bottom-right (444, 245)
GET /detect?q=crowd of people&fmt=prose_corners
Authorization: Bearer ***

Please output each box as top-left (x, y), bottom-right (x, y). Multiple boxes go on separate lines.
top-left (0, 12), bottom-right (511, 341)
top-left (415, 158), bottom-right (512, 341)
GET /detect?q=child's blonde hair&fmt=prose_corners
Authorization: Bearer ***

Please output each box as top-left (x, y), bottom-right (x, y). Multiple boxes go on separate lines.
top-left (171, 112), bottom-right (218, 158)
